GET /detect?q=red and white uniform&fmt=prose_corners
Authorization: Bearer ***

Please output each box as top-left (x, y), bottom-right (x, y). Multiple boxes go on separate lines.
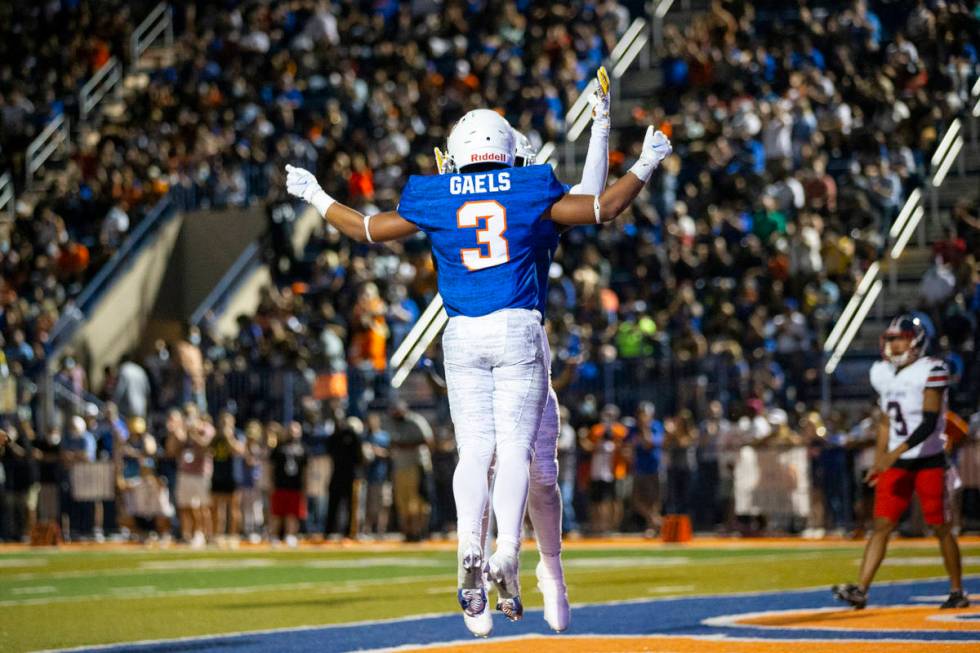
top-left (870, 356), bottom-right (949, 459)
top-left (869, 356), bottom-right (950, 524)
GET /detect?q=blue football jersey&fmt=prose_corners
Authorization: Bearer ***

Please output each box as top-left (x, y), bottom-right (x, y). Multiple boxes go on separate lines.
top-left (397, 165), bottom-right (566, 318)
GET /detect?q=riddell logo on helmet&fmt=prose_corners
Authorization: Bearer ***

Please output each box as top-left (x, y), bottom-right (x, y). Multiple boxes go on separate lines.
top-left (470, 152), bottom-right (507, 162)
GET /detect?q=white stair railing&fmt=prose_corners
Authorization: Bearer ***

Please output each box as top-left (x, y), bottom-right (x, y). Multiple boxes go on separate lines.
top-left (131, 2), bottom-right (173, 67)
top-left (79, 56), bottom-right (123, 121)
top-left (0, 172), bottom-right (13, 220)
top-left (822, 110), bottom-right (971, 377)
top-left (25, 113), bottom-right (70, 189)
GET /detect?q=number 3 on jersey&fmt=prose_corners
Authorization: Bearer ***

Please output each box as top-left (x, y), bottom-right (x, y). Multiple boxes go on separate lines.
top-left (457, 200), bottom-right (509, 271)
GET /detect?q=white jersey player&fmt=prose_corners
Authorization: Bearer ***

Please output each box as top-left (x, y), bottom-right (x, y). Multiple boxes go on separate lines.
top-left (833, 314), bottom-right (967, 610)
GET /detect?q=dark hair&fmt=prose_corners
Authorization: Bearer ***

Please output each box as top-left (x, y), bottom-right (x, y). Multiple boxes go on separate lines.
top-left (459, 162), bottom-right (509, 173)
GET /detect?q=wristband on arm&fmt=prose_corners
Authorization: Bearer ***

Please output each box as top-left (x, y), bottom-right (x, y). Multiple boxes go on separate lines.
top-left (902, 410), bottom-right (939, 451)
top-left (310, 189), bottom-right (336, 217)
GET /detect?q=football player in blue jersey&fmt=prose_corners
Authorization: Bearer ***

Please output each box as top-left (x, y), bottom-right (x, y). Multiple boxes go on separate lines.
top-left (286, 109), bottom-right (670, 637)
top-left (474, 75), bottom-right (613, 635)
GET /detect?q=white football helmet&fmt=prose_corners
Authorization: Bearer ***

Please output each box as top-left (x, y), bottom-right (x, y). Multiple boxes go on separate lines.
top-left (446, 109), bottom-right (515, 172)
top-left (512, 128), bottom-right (537, 166)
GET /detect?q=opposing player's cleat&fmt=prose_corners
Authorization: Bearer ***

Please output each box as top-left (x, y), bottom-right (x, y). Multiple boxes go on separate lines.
top-left (458, 547), bottom-right (492, 637)
top-left (940, 590), bottom-right (970, 609)
top-left (832, 584), bottom-right (867, 610)
top-left (487, 551), bottom-right (523, 622)
top-left (536, 557), bottom-right (570, 632)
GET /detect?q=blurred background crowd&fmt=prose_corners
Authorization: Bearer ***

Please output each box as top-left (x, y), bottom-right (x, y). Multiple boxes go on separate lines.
top-left (1, 0), bottom-right (979, 543)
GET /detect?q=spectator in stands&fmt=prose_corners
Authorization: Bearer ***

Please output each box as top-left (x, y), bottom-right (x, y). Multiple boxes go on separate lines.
top-left (325, 417), bottom-right (364, 538)
top-left (240, 419), bottom-right (268, 542)
top-left (630, 402), bottom-right (664, 537)
top-left (210, 411), bottom-right (245, 544)
top-left (585, 405), bottom-right (630, 534)
top-left (663, 411), bottom-right (695, 518)
top-left (116, 416), bottom-right (153, 535)
top-left (385, 401), bottom-right (433, 542)
top-left (694, 400), bottom-right (728, 531)
top-left (61, 415), bottom-right (96, 540)
top-left (362, 411), bottom-right (392, 538)
top-left (556, 404), bottom-right (580, 536)
top-left (269, 420), bottom-right (307, 547)
top-left (429, 425), bottom-right (458, 536)
top-left (34, 427), bottom-right (62, 531)
top-left (1, 423), bottom-right (37, 541)
top-left (114, 353), bottom-right (151, 419)
top-left (176, 327), bottom-right (206, 411)
top-left (169, 409), bottom-right (213, 547)
top-left (302, 406), bottom-right (334, 536)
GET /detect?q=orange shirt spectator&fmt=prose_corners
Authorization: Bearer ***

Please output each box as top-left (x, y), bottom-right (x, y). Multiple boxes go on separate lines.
top-left (588, 418), bottom-right (630, 480)
top-left (348, 155), bottom-right (375, 202)
top-left (350, 284), bottom-right (388, 372)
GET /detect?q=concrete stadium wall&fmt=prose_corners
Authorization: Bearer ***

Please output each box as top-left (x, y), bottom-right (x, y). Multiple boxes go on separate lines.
top-left (74, 213), bottom-right (184, 389)
top-left (207, 204), bottom-right (322, 339)
top-left (156, 205), bottom-right (267, 320)
top-left (68, 203), bottom-right (319, 387)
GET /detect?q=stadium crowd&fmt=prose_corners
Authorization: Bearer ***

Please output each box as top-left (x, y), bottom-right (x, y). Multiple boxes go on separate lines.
top-left (2, 1), bottom-right (980, 543)
top-left (0, 0), bottom-right (634, 383)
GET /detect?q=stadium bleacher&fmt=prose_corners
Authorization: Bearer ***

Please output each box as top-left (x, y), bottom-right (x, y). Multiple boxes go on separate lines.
top-left (0, 0), bottom-right (978, 549)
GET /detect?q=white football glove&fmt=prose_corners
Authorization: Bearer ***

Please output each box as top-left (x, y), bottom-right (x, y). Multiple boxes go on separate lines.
top-left (285, 164), bottom-right (334, 216)
top-left (629, 127), bottom-right (673, 182)
top-left (588, 66), bottom-right (611, 127)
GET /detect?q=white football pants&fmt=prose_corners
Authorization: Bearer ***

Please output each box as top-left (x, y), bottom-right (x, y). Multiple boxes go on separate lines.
top-left (444, 308), bottom-right (549, 565)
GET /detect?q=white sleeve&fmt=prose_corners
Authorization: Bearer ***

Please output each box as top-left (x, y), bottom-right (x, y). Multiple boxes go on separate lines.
top-left (568, 119), bottom-right (609, 195)
top-left (869, 361), bottom-right (887, 398)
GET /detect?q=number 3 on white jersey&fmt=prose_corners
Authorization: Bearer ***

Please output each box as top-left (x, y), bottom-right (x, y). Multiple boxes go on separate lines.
top-left (457, 200), bottom-right (510, 271)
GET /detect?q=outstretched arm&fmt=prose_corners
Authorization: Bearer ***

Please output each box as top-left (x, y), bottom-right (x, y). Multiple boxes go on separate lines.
top-left (570, 67), bottom-right (610, 195)
top-left (548, 126), bottom-right (671, 226)
top-left (285, 165), bottom-right (418, 243)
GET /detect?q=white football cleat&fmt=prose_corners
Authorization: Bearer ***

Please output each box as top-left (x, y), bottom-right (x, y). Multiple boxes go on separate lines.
top-left (536, 557), bottom-right (570, 632)
top-left (458, 547), bottom-right (493, 637)
top-left (487, 551), bottom-right (523, 622)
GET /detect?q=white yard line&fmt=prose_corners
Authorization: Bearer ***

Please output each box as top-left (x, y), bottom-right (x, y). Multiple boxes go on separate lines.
top-left (0, 573), bottom-right (451, 608)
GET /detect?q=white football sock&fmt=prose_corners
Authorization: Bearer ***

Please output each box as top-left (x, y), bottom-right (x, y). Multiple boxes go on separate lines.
top-left (492, 442), bottom-right (531, 559)
top-left (528, 481), bottom-right (563, 558)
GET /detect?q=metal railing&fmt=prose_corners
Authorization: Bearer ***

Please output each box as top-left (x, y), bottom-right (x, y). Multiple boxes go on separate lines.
top-left (0, 172), bottom-right (13, 220)
top-left (25, 113), bottom-right (70, 189)
top-left (79, 56), bottom-right (123, 121)
top-left (131, 2), bottom-right (173, 67)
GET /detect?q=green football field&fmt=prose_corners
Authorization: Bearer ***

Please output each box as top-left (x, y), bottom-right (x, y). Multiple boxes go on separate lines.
top-left (1, 538), bottom-right (978, 652)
